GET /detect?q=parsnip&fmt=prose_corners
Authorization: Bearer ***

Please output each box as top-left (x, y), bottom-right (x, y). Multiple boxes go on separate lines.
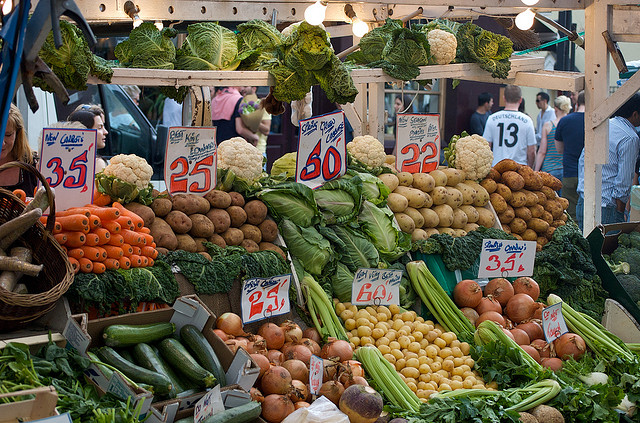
top-left (0, 256), bottom-right (42, 277)
top-left (0, 208), bottom-right (42, 251)
top-left (0, 247), bottom-right (33, 291)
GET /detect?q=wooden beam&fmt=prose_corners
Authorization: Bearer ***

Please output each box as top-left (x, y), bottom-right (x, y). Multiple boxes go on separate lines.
top-left (513, 70), bottom-right (585, 92)
top-left (590, 70), bottom-right (640, 128)
top-left (611, 5), bottom-right (640, 39)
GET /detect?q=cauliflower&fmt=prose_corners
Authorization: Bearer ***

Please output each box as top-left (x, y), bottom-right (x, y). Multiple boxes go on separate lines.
top-left (103, 154), bottom-right (153, 189)
top-left (427, 29), bottom-right (457, 65)
top-left (445, 133), bottom-right (493, 181)
top-left (217, 137), bottom-right (264, 183)
top-left (347, 135), bottom-right (387, 170)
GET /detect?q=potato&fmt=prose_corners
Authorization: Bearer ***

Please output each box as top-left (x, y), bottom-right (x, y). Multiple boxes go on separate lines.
top-left (397, 172), bottom-right (414, 187)
top-left (430, 186), bottom-right (448, 206)
top-left (538, 171), bottom-right (563, 191)
top-left (259, 242), bottom-right (286, 260)
top-left (502, 171), bottom-right (525, 191)
top-left (395, 186), bottom-right (429, 208)
top-left (176, 234), bottom-right (198, 252)
top-left (395, 213), bottom-right (416, 234)
top-left (152, 189), bottom-right (160, 199)
top-left (455, 183), bottom-right (477, 205)
top-left (151, 198), bottom-right (172, 217)
top-left (530, 204), bottom-right (544, 218)
top-left (543, 200), bottom-right (564, 219)
top-left (544, 226), bottom-right (556, 240)
top-left (419, 208), bottom-right (440, 228)
top-left (523, 190), bottom-right (539, 207)
top-left (509, 191), bottom-right (527, 208)
top-left (442, 168), bottom-right (465, 186)
top-left (558, 197), bottom-right (569, 210)
top-left (422, 192), bottom-right (433, 208)
top-left (528, 217), bottom-right (550, 234)
top-left (451, 208), bottom-right (469, 229)
top-left (536, 243), bottom-right (543, 252)
top-left (512, 234), bottom-right (524, 241)
top-left (378, 173), bottom-right (400, 192)
top-left (486, 168), bottom-right (502, 182)
top-left (221, 228), bottom-right (244, 246)
top-left (206, 209), bottom-right (230, 234)
top-left (245, 200), bottom-right (268, 225)
top-left (533, 191), bottom-right (547, 204)
top-left (205, 190), bottom-right (232, 209)
top-left (493, 158), bottom-right (520, 174)
top-left (411, 228), bottom-right (429, 242)
top-left (480, 178), bottom-right (497, 194)
top-left (438, 227), bottom-right (456, 236)
top-left (429, 169), bottom-right (448, 186)
top-left (502, 224), bottom-right (511, 234)
top-left (125, 202), bottom-right (155, 227)
top-left (498, 207), bottom-right (515, 224)
top-left (476, 207), bottom-right (496, 228)
top-left (241, 239), bottom-right (260, 253)
top-left (199, 252), bottom-right (212, 260)
top-left (540, 186), bottom-right (557, 200)
top-left (172, 194), bottom-right (210, 215)
top-left (522, 229), bottom-right (538, 241)
top-left (258, 219), bottom-right (278, 242)
top-left (229, 192), bottom-right (246, 207)
top-left (404, 207), bottom-right (425, 229)
top-left (459, 205), bottom-right (479, 223)
top-left (165, 210), bottom-right (192, 234)
top-left (444, 187), bottom-right (464, 209)
top-left (490, 192), bottom-right (508, 214)
top-left (227, 205), bottom-right (248, 227)
top-left (412, 173), bottom-right (435, 192)
top-left (189, 213), bottom-right (215, 238)
top-left (495, 183), bottom-right (512, 202)
top-left (559, 213), bottom-right (568, 222)
top-left (424, 228), bottom-right (440, 238)
top-left (453, 229), bottom-right (468, 238)
top-left (509, 218), bottom-right (527, 234)
top-left (156, 247), bottom-right (169, 256)
top-left (541, 211), bottom-right (554, 224)
top-left (385, 154), bottom-right (395, 165)
top-left (193, 237), bottom-right (208, 253)
top-left (552, 220), bottom-right (565, 228)
top-left (149, 218), bottom-right (178, 250)
top-left (208, 233), bottom-right (227, 248)
top-left (518, 166), bottom-right (543, 191)
top-left (387, 192), bottom-right (409, 213)
top-left (433, 204), bottom-right (454, 227)
top-left (240, 223), bottom-right (262, 244)
top-left (464, 223), bottom-right (480, 233)
top-left (514, 207), bottom-right (532, 221)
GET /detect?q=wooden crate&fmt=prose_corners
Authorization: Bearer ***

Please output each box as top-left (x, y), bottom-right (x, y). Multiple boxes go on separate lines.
top-left (0, 386), bottom-right (59, 423)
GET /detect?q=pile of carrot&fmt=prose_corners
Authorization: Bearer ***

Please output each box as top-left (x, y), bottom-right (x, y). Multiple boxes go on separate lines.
top-left (43, 202), bottom-right (158, 274)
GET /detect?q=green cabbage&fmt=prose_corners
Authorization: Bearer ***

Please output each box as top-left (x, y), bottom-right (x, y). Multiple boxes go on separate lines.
top-left (343, 171), bottom-right (390, 206)
top-left (257, 182), bottom-right (321, 227)
top-left (114, 22), bottom-right (178, 69)
top-left (270, 152), bottom-right (297, 179)
top-left (319, 225), bottom-right (380, 272)
top-left (279, 219), bottom-right (332, 275)
top-left (176, 22), bottom-right (250, 71)
top-left (313, 175), bottom-right (363, 224)
top-left (312, 56), bottom-right (359, 105)
top-left (283, 21), bottom-right (333, 71)
top-left (332, 262), bottom-right (355, 303)
top-left (456, 22), bottom-right (513, 79)
top-left (237, 19), bottom-right (283, 51)
top-left (358, 201), bottom-right (411, 261)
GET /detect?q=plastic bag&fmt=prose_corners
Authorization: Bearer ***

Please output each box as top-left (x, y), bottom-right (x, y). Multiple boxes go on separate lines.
top-left (281, 396), bottom-right (349, 423)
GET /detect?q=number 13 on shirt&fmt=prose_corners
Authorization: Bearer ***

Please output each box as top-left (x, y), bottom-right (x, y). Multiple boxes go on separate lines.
top-left (164, 127), bottom-right (217, 195)
top-left (396, 114), bottom-right (441, 173)
top-left (296, 111), bottom-right (346, 189)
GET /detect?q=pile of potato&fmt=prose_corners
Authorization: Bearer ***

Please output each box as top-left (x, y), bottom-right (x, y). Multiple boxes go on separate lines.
top-left (142, 190), bottom-right (283, 258)
top-left (482, 159), bottom-right (568, 251)
top-left (378, 168), bottom-right (497, 240)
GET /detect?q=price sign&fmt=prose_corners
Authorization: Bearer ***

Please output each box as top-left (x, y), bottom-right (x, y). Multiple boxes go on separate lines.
top-left (194, 385), bottom-right (224, 423)
top-left (164, 127), bottom-right (217, 195)
top-left (240, 274), bottom-right (291, 324)
top-left (478, 239), bottom-right (536, 278)
top-left (542, 302), bottom-right (568, 343)
top-left (39, 128), bottom-right (96, 210)
top-left (309, 355), bottom-right (323, 395)
top-left (395, 114), bottom-right (440, 173)
top-left (351, 268), bottom-right (403, 306)
top-left (296, 110), bottom-right (346, 189)
top-left (31, 413), bottom-right (73, 422)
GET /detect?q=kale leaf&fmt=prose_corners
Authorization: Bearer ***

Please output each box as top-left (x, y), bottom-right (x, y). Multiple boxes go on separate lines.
top-left (118, 259), bottom-right (179, 305)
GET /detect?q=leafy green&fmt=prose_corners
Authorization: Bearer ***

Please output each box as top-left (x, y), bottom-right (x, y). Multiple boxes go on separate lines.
top-left (321, 225), bottom-right (380, 272)
top-left (117, 259), bottom-right (180, 305)
top-left (257, 181), bottom-right (321, 227)
top-left (269, 64), bottom-right (318, 103)
top-left (95, 172), bottom-right (154, 205)
top-left (237, 19), bottom-right (284, 52)
top-left (347, 20), bottom-right (399, 64)
top-left (331, 262), bottom-right (355, 303)
top-left (314, 174), bottom-right (363, 224)
top-left (313, 55), bottom-right (359, 104)
top-left (283, 21), bottom-right (333, 71)
top-left (358, 200), bottom-right (411, 261)
top-left (342, 171), bottom-right (390, 206)
top-left (279, 219), bottom-right (332, 275)
top-left (270, 152), bottom-right (297, 179)
top-left (456, 22), bottom-right (513, 79)
top-left (114, 22), bottom-right (178, 69)
top-left (176, 22), bottom-right (249, 71)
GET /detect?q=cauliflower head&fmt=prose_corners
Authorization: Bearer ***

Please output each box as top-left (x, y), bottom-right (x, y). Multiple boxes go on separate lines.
top-left (428, 29), bottom-right (457, 65)
top-left (453, 134), bottom-right (493, 181)
top-left (217, 137), bottom-right (264, 183)
top-left (103, 154), bottom-right (153, 189)
top-left (347, 135), bottom-right (387, 170)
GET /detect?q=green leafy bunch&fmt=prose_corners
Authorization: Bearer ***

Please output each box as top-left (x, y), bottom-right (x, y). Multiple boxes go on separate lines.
top-left (95, 172), bottom-right (154, 206)
top-left (114, 22), bottom-right (178, 69)
top-left (456, 22), bottom-right (513, 79)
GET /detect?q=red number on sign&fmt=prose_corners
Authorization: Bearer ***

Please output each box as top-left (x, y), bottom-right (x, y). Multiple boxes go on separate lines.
top-left (169, 157), bottom-right (189, 193)
top-left (189, 155), bottom-right (213, 193)
top-left (322, 146), bottom-right (342, 180)
top-left (400, 143), bottom-right (421, 173)
top-left (300, 139), bottom-right (322, 180)
top-left (266, 283), bottom-right (281, 313)
top-left (248, 291), bottom-right (263, 319)
top-left (421, 141), bottom-right (438, 172)
top-left (373, 285), bottom-right (387, 301)
top-left (500, 253), bottom-right (516, 273)
top-left (63, 151), bottom-right (88, 188)
top-left (46, 157), bottom-right (64, 187)
top-left (486, 255), bottom-right (501, 272)
top-left (356, 283), bottom-right (373, 303)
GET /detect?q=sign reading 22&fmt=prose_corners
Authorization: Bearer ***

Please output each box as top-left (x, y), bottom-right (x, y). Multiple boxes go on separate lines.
top-left (46, 151), bottom-right (88, 189)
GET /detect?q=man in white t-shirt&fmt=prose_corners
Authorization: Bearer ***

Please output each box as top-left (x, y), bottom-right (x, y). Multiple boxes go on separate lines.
top-left (483, 85), bottom-right (536, 167)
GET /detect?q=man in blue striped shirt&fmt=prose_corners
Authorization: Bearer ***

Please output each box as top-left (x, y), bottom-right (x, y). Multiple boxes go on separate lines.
top-left (576, 93), bottom-right (640, 228)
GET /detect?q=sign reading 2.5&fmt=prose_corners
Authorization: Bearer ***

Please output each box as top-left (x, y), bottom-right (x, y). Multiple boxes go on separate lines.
top-left (164, 127), bottom-right (217, 195)
top-left (39, 128), bottom-right (96, 211)
top-left (241, 274), bottom-right (291, 324)
top-left (395, 114), bottom-right (440, 173)
top-left (296, 111), bottom-right (346, 189)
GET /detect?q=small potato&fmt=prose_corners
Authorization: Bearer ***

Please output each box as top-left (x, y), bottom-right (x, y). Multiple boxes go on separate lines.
top-left (536, 243), bottom-right (543, 252)
top-left (125, 202), bottom-right (155, 227)
top-left (438, 227), bottom-right (456, 236)
top-left (545, 226), bottom-right (556, 240)
top-left (459, 205), bottom-right (479, 223)
top-left (397, 172), bottom-right (414, 187)
top-left (240, 223), bottom-right (262, 244)
top-left (395, 213), bottom-right (416, 234)
top-left (259, 219), bottom-right (279, 242)
top-left (536, 237), bottom-right (548, 248)
top-left (480, 178), bottom-right (497, 194)
top-left (259, 242), bottom-right (286, 260)
top-left (176, 234), bottom-right (198, 252)
top-left (518, 166), bottom-right (543, 191)
top-left (422, 192), bottom-right (433, 208)
top-left (385, 154), bottom-right (396, 165)
top-left (486, 168), bottom-right (502, 182)
top-left (559, 213), bottom-right (568, 222)
top-left (388, 192), bottom-right (409, 213)
top-left (528, 217), bottom-right (550, 234)
top-left (172, 193), bottom-right (210, 214)
top-left (552, 220), bottom-right (565, 228)
top-left (509, 218), bottom-right (527, 235)
top-left (419, 208), bottom-right (440, 228)
top-left (442, 168), bottom-right (465, 186)
top-left (495, 184), bottom-right (513, 202)
top-left (199, 252), bottom-right (212, 260)
top-left (412, 173), bottom-right (435, 192)
top-left (411, 228), bottom-right (429, 241)
top-left (514, 207), bottom-right (532, 221)
top-left (543, 200), bottom-right (564, 219)
top-left (522, 229), bottom-right (538, 241)
top-left (229, 192), bottom-right (246, 207)
top-left (431, 186), bottom-right (449, 206)
top-left (524, 191), bottom-right (539, 207)
top-left (502, 171), bottom-right (525, 191)
top-left (395, 186), bottom-right (429, 208)
top-left (404, 207), bottom-right (425, 229)
top-left (193, 237), bottom-right (208, 253)
top-left (150, 198), bottom-right (172, 217)
top-left (425, 228), bottom-right (440, 238)
top-left (476, 207), bottom-right (496, 228)
top-left (156, 247), bottom-right (169, 255)
top-left (227, 205), bottom-right (248, 228)
top-left (502, 224), bottom-right (512, 234)
top-left (490, 192), bottom-right (508, 214)
top-left (241, 239), bottom-right (260, 253)
top-left (453, 229), bottom-right (468, 238)
top-left (455, 183), bottom-right (477, 205)
top-left (222, 228), bottom-right (244, 246)
top-left (152, 189), bottom-right (160, 199)
top-left (509, 191), bottom-right (527, 208)
top-left (429, 169), bottom-right (448, 186)
top-left (498, 207), bottom-right (515, 224)
top-left (464, 223), bottom-right (480, 233)
top-left (558, 197), bottom-right (569, 210)
top-left (541, 211), bottom-right (554, 224)
top-left (538, 171), bottom-right (562, 191)
top-left (379, 173), bottom-right (400, 192)
top-left (444, 187), bottom-right (464, 209)
top-left (208, 233), bottom-right (227, 248)
top-left (189, 213), bottom-right (215, 238)
top-left (433, 204), bottom-right (454, 228)
top-left (530, 204), bottom-right (544, 218)
top-left (451, 208), bottom-right (469, 229)
top-left (205, 190), bottom-right (232, 209)
top-left (166, 210), bottom-right (192, 234)
top-left (512, 233), bottom-right (524, 241)
top-left (206, 209), bottom-right (231, 234)
top-left (245, 200), bottom-right (269, 225)
top-left (533, 191), bottom-right (547, 204)
top-left (493, 159), bottom-right (520, 174)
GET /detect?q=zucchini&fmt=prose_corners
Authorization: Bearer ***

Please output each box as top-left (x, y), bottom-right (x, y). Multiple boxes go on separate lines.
top-left (175, 418), bottom-right (194, 423)
top-left (96, 346), bottom-right (173, 395)
top-left (103, 322), bottom-right (176, 347)
top-left (133, 343), bottom-right (186, 398)
top-left (87, 350), bottom-right (154, 393)
top-left (119, 348), bottom-right (135, 363)
top-left (202, 401), bottom-right (261, 423)
top-left (158, 338), bottom-right (217, 388)
top-left (180, 324), bottom-right (227, 386)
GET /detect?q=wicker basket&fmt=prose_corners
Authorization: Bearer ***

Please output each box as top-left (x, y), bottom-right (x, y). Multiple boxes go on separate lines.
top-left (0, 161), bottom-right (73, 332)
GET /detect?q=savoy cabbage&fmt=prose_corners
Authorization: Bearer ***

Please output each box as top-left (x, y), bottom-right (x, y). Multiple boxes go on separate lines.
top-left (176, 22), bottom-right (251, 71)
top-left (114, 22), bottom-right (178, 69)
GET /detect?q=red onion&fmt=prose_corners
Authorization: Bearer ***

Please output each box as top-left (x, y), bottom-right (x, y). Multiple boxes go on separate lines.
top-left (281, 320), bottom-right (303, 343)
top-left (261, 366), bottom-right (292, 395)
top-left (505, 293), bottom-right (536, 324)
top-left (303, 327), bottom-right (322, 344)
top-left (513, 277), bottom-right (540, 301)
top-left (485, 278), bottom-right (514, 307)
top-left (554, 333), bottom-right (586, 360)
top-left (216, 312), bottom-right (244, 336)
top-left (321, 338), bottom-right (353, 362)
top-left (259, 322), bottom-right (285, 350)
top-left (262, 394), bottom-right (295, 423)
top-left (453, 280), bottom-right (483, 308)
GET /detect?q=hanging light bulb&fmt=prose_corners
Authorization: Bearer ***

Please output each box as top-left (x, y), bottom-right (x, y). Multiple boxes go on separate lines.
top-left (521, 0), bottom-right (539, 6)
top-left (132, 14), bottom-right (143, 28)
top-left (515, 9), bottom-right (536, 30)
top-left (154, 20), bottom-right (164, 30)
top-left (304, 1), bottom-right (327, 26)
top-left (352, 17), bottom-right (369, 37)
top-left (2, 0), bottom-right (13, 15)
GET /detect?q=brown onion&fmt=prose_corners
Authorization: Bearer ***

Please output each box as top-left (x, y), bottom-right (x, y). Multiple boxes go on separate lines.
top-left (216, 312), bottom-right (244, 336)
top-left (476, 297), bottom-right (502, 315)
top-left (290, 379), bottom-right (309, 402)
top-left (485, 278), bottom-right (514, 307)
top-left (502, 328), bottom-right (516, 341)
top-left (262, 394), bottom-right (295, 423)
top-left (303, 327), bottom-right (322, 344)
top-left (225, 338), bottom-right (248, 353)
top-left (532, 302), bottom-right (544, 320)
top-left (505, 293), bottom-right (536, 324)
top-left (323, 359), bottom-right (338, 382)
top-left (513, 277), bottom-right (540, 301)
top-left (520, 345), bottom-right (541, 363)
top-left (461, 307), bottom-right (480, 325)
top-left (554, 333), bottom-right (586, 360)
top-left (259, 322), bottom-right (286, 350)
top-left (261, 366), bottom-right (292, 395)
top-left (251, 353), bottom-right (271, 379)
top-left (282, 359), bottom-right (309, 381)
top-left (281, 342), bottom-right (295, 356)
top-left (541, 357), bottom-right (563, 371)
top-left (266, 349), bottom-right (285, 365)
top-left (301, 338), bottom-right (321, 355)
top-left (352, 376), bottom-right (369, 387)
top-left (475, 311), bottom-right (505, 327)
top-left (342, 360), bottom-right (365, 378)
top-left (510, 328), bottom-right (531, 345)
top-left (295, 401), bottom-right (311, 409)
top-left (319, 380), bottom-right (345, 405)
top-left (282, 320), bottom-right (303, 343)
top-left (284, 344), bottom-right (313, 365)
top-left (247, 338), bottom-right (267, 354)
top-left (321, 338), bottom-right (353, 362)
top-left (250, 387), bottom-right (264, 403)
top-left (518, 322), bottom-right (544, 341)
top-left (530, 339), bottom-right (553, 358)
top-left (453, 280), bottom-right (483, 308)
top-left (213, 329), bottom-right (229, 341)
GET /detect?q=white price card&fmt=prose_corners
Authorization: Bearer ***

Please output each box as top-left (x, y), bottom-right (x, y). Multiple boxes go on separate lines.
top-left (240, 274), bottom-right (291, 324)
top-left (39, 127), bottom-right (96, 210)
top-left (62, 318), bottom-right (90, 356)
top-left (351, 268), bottom-right (403, 306)
top-left (31, 413), bottom-right (73, 422)
top-left (542, 302), bottom-right (568, 343)
top-left (477, 239), bottom-right (537, 278)
top-left (164, 127), bottom-right (217, 196)
top-left (395, 114), bottom-right (440, 174)
top-left (194, 385), bottom-right (224, 423)
top-left (296, 110), bottom-right (346, 189)
top-left (309, 355), bottom-right (323, 396)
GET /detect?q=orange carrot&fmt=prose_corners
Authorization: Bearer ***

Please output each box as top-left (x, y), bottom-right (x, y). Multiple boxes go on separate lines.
top-left (107, 233), bottom-right (124, 246)
top-left (104, 258), bottom-right (120, 270)
top-left (140, 256), bottom-right (149, 267)
top-left (93, 191), bottom-right (111, 207)
top-left (146, 257), bottom-right (154, 267)
top-left (88, 214), bottom-right (101, 230)
top-left (68, 257), bottom-right (80, 274)
top-left (121, 243), bottom-right (134, 256)
top-left (80, 246), bottom-right (102, 261)
top-left (52, 224), bottom-right (63, 234)
top-left (115, 216), bottom-right (134, 231)
top-left (78, 258), bottom-right (93, 273)
top-left (57, 215), bottom-right (90, 232)
top-left (56, 208), bottom-right (91, 218)
top-left (54, 233), bottom-right (68, 245)
top-left (67, 248), bottom-right (84, 260)
top-left (140, 227), bottom-right (151, 234)
top-left (119, 256), bottom-right (131, 270)
top-left (13, 189), bottom-right (26, 202)
top-left (92, 228), bottom-right (111, 245)
top-left (92, 261), bottom-right (106, 274)
top-left (132, 246), bottom-right (142, 256)
top-left (140, 233), bottom-right (153, 246)
top-left (103, 245), bottom-right (124, 259)
top-left (129, 254), bottom-right (143, 268)
top-left (141, 246), bottom-right (158, 259)
top-left (101, 220), bottom-right (121, 234)
top-left (122, 229), bottom-right (143, 246)
top-left (62, 232), bottom-right (86, 248)
top-left (43, 218), bottom-right (62, 233)
top-left (84, 206), bottom-right (120, 221)
top-left (150, 242), bottom-right (156, 248)
top-left (95, 247), bottom-right (108, 261)
top-left (113, 202), bottom-right (144, 230)
top-left (84, 233), bottom-right (100, 246)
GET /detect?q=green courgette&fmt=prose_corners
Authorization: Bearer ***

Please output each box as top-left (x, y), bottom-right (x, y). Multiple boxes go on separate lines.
top-left (202, 401), bottom-right (262, 423)
top-left (102, 322), bottom-right (176, 347)
top-left (133, 343), bottom-right (186, 398)
top-left (180, 324), bottom-right (227, 386)
top-left (174, 418), bottom-right (194, 423)
top-left (158, 338), bottom-right (217, 388)
top-left (96, 346), bottom-right (173, 395)
top-left (119, 348), bottom-right (135, 363)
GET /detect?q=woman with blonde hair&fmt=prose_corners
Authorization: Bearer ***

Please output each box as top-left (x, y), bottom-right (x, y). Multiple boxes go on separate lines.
top-left (0, 104), bottom-right (38, 194)
top-left (534, 95), bottom-right (571, 181)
